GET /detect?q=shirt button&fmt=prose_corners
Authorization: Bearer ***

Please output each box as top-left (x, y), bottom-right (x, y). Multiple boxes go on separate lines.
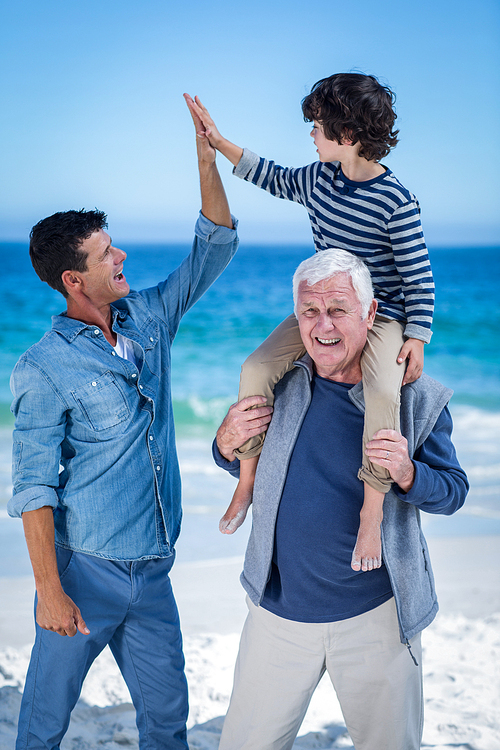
top-left (149, 337), bottom-right (154, 342)
top-left (139, 385), bottom-right (143, 390)
top-left (156, 465), bottom-right (161, 471)
top-left (94, 329), bottom-right (100, 335)
top-left (91, 381), bottom-right (97, 386)
top-left (149, 435), bottom-right (153, 441)
top-left (131, 373), bottom-right (137, 378)
top-left (112, 351), bottom-right (116, 356)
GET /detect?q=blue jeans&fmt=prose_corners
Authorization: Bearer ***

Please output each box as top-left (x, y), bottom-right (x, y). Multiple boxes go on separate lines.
top-left (17, 548), bottom-right (188, 749)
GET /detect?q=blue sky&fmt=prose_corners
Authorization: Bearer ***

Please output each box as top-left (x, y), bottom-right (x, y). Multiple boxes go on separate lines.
top-left (1, 0), bottom-right (499, 247)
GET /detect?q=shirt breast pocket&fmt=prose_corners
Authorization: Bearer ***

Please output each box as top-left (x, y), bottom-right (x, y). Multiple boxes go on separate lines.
top-left (71, 371), bottom-right (129, 431)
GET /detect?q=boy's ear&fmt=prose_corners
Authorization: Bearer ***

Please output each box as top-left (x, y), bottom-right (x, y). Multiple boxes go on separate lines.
top-left (341, 130), bottom-right (354, 146)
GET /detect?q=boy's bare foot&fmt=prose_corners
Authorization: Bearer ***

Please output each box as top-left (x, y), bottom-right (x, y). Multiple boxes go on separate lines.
top-left (220, 455), bottom-right (259, 534)
top-left (219, 483), bottom-right (253, 534)
top-left (351, 515), bottom-right (382, 572)
top-left (351, 483), bottom-right (384, 572)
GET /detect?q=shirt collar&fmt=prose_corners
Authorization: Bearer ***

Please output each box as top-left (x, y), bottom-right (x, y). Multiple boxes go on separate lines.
top-left (51, 304), bottom-right (128, 342)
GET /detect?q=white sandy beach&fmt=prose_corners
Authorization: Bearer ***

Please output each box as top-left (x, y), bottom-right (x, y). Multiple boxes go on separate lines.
top-left (0, 534), bottom-right (499, 750)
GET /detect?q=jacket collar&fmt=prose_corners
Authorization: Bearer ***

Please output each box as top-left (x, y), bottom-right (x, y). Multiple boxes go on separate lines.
top-left (293, 354), bottom-right (365, 410)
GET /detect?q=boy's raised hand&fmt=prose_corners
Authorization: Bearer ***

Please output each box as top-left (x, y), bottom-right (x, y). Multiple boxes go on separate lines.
top-left (183, 94), bottom-right (244, 167)
top-left (398, 338), bottom-right (424, 386)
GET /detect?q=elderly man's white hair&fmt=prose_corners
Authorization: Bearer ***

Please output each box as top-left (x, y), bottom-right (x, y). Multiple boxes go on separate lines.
top-left (293, 249), bottom-right (374, 319)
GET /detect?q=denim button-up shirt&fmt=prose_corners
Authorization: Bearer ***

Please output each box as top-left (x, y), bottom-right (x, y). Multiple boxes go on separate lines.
top-left (8, 213), bottom-right (238, 560)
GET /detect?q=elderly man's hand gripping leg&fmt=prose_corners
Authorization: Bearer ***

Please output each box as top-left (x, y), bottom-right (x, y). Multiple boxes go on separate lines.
top-left (365, 429), bottom-right (416, 493)
top-left (215, 396), bottom-right (273, 533)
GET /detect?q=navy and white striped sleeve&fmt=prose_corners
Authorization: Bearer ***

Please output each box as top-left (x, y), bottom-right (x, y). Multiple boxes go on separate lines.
top-left (388, 201), bottom-right (435, 342)
top-left (233, 148), bottom-right (317, 207)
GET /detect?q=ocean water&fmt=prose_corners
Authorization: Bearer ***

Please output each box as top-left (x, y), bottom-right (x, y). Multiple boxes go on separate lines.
top-left (1, 240), bottom-right (499, 574)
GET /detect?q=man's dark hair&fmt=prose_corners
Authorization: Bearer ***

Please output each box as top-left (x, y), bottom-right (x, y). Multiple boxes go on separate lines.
top-left (302, 73), bottom-right (399, 162)
top-left (29, 209), bottom-right (108, 297)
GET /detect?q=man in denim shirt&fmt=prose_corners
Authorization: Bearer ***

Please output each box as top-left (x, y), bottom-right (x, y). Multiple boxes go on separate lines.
top-left (8, 106), bottom-right (237, 749)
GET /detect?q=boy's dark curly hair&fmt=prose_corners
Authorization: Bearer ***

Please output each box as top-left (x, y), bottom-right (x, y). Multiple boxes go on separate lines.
top-left (302, 73), bottom-right (399, 162)
top-left (29, 209), bottom-right (108, 297)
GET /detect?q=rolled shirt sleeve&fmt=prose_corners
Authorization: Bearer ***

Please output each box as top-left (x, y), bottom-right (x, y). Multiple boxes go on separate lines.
top-left (138, 211), bottom-right (239, 339)
top-left (8, 360), bottom-right (67, 517)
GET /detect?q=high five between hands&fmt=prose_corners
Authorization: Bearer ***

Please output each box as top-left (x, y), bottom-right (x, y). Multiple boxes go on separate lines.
top-left (183, 94), bottom-right (244, 169)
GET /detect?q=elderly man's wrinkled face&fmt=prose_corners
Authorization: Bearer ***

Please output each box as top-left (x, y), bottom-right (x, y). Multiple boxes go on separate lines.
top-left (297, 273), bottom-right (377, 383)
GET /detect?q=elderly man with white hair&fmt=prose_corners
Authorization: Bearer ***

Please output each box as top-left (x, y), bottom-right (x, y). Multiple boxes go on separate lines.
top-left (213, 249), bottom-right (468, 750)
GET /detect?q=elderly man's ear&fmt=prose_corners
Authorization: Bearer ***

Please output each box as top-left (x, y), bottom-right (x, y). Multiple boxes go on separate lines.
top-left (367, 299), bottom-right (377, 328)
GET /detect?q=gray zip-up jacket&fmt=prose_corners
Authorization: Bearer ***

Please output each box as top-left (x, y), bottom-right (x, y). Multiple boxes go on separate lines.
top-left (216, 356), bottom-right (468, 644)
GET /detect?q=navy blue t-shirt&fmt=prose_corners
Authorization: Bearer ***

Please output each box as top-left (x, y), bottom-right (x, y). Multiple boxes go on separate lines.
top-left (261, 374), bottom-right (393, 623)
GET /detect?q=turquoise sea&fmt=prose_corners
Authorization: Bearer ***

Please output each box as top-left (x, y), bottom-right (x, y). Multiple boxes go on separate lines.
top-left (1, 240), bottom-right (499, 573)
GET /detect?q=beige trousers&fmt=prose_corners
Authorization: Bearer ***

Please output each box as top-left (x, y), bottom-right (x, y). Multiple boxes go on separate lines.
top-left (236, 313), bottom-right (405, 493)
top-left (218, 597), bottom-right (423, 750)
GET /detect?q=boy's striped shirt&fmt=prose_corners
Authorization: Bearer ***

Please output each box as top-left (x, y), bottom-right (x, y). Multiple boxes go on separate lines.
top-left (234, 149), bottom-right (434, 342)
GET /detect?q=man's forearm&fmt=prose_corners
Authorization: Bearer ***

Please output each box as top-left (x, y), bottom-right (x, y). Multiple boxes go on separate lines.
top-left (22, 506), bottom-right (90, 636)
top-left (22, 506), bottom-right (62, 595)
top-left (199, 160), bottom-right (232, 229)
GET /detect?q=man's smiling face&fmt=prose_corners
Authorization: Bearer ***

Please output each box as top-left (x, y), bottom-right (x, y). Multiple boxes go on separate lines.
top-left (297, 273), bottom-right (377, 383)
top-left (76, 229), bottom-right (130, 308)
